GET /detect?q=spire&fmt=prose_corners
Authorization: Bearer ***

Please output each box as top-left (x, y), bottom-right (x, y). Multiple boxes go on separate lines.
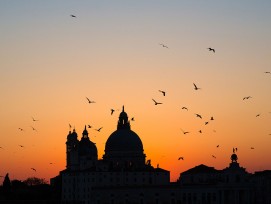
top-left (117, 105), bottom-right (130, 130)
top-left (82, 125), bottom-right (89, 138)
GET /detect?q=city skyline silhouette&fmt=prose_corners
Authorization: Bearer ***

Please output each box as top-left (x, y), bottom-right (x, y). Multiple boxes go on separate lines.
top-left (1, 1), bottom-right (271, 188)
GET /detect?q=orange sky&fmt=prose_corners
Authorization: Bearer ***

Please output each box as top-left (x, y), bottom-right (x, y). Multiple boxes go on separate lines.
top-left (1, 1), bottom-right (271, 183)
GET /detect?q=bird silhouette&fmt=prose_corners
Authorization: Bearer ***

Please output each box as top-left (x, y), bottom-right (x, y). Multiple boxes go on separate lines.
top-left (69, 124), bottom-right (72, 129)
top-left (193, 83), bottom-right (201, 90)
top-left (216, 145), bottom-right (219, 148)
top-left (95, 127), bottom-right (103, 132)
top-left (243, 96), bottom-right (252, 100)
top-left (251, 147), bottom-right (255, 149)
top-left (212, 155), bottom-right (216, 159)
top-left (18, 128), bottom-right (24, 131)
top-left (264, 71), bottom-right (270, 74)
top-left (152, 99), bottom-right (162, 105)
top-left (181, 107), bottom-right (188, 111)
top-left (131, 117), bottom-right (135, 121)
top-left (159, 43), bottom-right (169, 48)
top-left (32, 117), bottom-right (38, 122)
top-left (256, 114), bottom-right (260, 117)
top-left (19, 145), bottom-right (24, 148)
top-left (207, 47), bottom-right (215, 53)
top-left (31, 126), bottom-right (37, 131)
top-left (210, 116), bottom-right (214, 120)
top-left (178, 157), bottom-right (184, 160)
top-left (86, 97), bottom-right (95, 103)
top-left (88, 125), bottom-right (92, 128)
top-left (70, 14), bottom-right (76, 18)
top-left (199, 130), bottom-right (202, 133)
top-left (111, 109), bottom-right (115, 115)
top-left (205, 121), bottom-right (209, 125)
top-left (158, 90), bottom-right (166, 96)
top-left (31, 168), bottom-right (36, 172)
top-left (181, 129), bottom-right (189, 135)
top-left (195, 113), bottom-right (202, 119)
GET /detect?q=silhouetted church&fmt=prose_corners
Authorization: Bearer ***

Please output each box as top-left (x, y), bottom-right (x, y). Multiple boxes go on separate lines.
top-left (51, 107), bottom-right (271, 204)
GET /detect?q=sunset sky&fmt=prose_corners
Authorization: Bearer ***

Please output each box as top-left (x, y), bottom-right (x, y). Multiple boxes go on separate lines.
top-left (1, 1), bottom-right (271, 183)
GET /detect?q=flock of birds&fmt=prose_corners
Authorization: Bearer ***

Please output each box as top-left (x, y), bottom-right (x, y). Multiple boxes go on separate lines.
top-left (71, 36), bottom-right (270, 162)
top-left (1, 14), bottom-right (271, 179)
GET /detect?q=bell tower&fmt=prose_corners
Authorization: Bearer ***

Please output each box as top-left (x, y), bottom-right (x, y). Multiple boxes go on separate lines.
top-left (66, 129), bottom-right (79, 170)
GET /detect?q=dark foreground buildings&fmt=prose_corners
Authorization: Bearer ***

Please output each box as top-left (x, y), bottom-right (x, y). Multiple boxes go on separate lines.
top-left (49, 107), bottom-right (271, 204)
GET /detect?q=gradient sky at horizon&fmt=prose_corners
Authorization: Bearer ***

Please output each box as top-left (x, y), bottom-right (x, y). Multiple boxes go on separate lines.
top-left (1, 1), bottom-right (271, 183)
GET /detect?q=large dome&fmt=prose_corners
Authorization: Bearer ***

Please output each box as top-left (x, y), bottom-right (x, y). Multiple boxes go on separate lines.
top-left (105, 129), bottom-right (143, 152)
top-left (79, 138), bottom-right (97, 156)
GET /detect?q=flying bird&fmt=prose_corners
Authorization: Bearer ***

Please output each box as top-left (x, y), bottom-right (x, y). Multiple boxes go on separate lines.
top-left (199, 130), bottom-right (202, 133)
top-left (205, 121), bottom-right (209, 125)
top-left (159, 43), bottom-right (169, 48)
top-left (178, 157), bottom-right (184, 160)
top-left (31, 126), bottom-right (37, 131)
top-left (19, 145), bottom-right (24, 148)
top-left (207, 47), bottom-right (215, 53)
top-left (195, 113), bottom-right (202, 119)
top-left (31, 168), bottom-right (36, 172)
top-left (256, 114), bottom-right (260, 117)
top-left (131, 117), bottom-right (135, 121)
top-left (95, 127), bottom-right (103, 132)
top-left (210, 116), bottom-right (214, 120)
top-left (264, 71), bottom-right (270, 74)
top-left (243, 96), bottom-right (252, 100)
top-left (158, 90), bottom-right (166, 96)
top-left (251, 147), bottom-right (255, 149)
top-left (212, 155), bottom-right (216, 159)
top-left (111, 109), bottom-right (115, 115)
top-left (181, 107), bottom-right (188, 111)
top-left (193, 83), bottom-right (201, 90)
top-left (32, 117), bottom-right (38, 122)
top-left (152, 99), bottom-right (162, 105)
top-left (216, 145), bottom-right (219, 148)
top-left (18, 128), bottom-right (24, 131)
top-left (87, 125), bottom-right (92, 128)
top-left (181, 129), bottom-right (189, 135)
top-left (70, 14), bottom-right (76, 18)
top-left (86, 97), bottom-right (95, 104)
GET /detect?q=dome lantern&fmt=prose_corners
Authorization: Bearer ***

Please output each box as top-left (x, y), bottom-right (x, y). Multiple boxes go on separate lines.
top-left (117, 106), bottom-right (130, 130)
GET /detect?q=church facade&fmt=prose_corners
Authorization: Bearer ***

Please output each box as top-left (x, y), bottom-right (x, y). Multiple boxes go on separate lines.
top-left (51, 107), bottom-right (271, 204)
top-left (60, 107), bottom-right (170, 204)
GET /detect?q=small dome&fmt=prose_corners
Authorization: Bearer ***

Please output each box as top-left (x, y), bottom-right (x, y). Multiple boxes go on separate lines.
top-left (79, 138), bottom-right (97, 157)
top-left (67, 130), bottom-right (78, 140)
top-left (231, 153), bottom-right (238, 162)
top-left (105, 129), bottom-right (143, 152)
top-left (78, 126), bottom-right (97, 157)
top-left (119, 111), bottom-right (128, 118)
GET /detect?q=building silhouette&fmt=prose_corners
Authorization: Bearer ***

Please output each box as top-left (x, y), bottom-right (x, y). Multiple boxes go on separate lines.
top-left (51, 107), bottom-right (271, 204)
